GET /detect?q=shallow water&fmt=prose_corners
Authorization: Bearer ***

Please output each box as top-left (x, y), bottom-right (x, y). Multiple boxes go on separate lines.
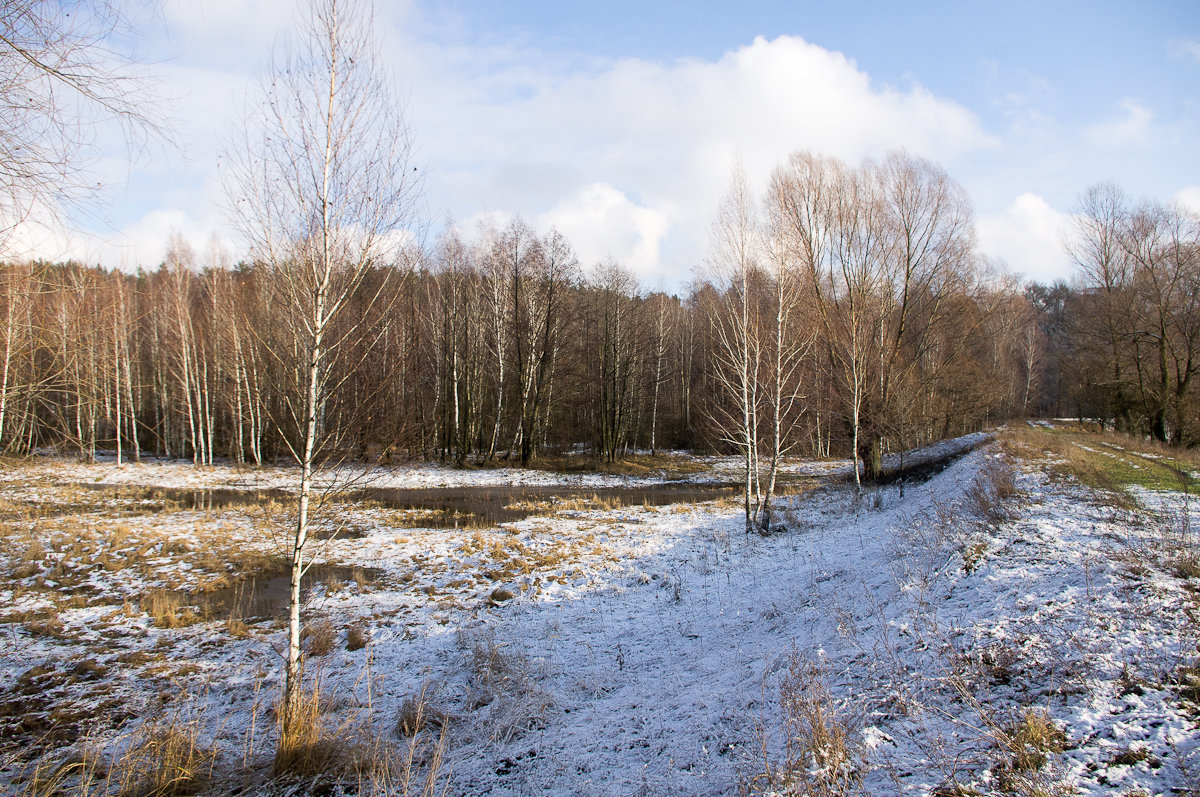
top-left (83, 481), bottom-right (748, 528)
top-left (189, 563), bottom-right (384, 621)
top-left (342, 483), bottom-right (743, 528)
top-left (80, 484), bottom-right (291, 511)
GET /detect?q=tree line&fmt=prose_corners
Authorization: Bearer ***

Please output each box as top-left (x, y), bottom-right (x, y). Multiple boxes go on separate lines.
top-left (0, 164), bottom-right (1041, 480)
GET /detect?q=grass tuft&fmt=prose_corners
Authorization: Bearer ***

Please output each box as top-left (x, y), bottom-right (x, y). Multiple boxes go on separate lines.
top-left (272, 680), bottom-right (450, 796)
top-left (301, 619), bottom-right (337, 658)
top-left (114, 718), bottom-right (216, 797)
top-left (346, 623), bottom-right (370, 651)
top-left (145, 590), bottom-right (201, 629)
top-left (1006, 707), bottom-right (1067, 773)
top-left (747, 651), bottom-right (863, 796)
top-left (965, 456), bottom-right (1020, 526)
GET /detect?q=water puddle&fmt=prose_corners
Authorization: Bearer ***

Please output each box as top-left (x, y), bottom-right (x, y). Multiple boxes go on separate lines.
top-left (189, 564), bottom-right (384, 621)
top-left (342, 483), bottom-right (742, 528)
top-left (81, 481), bottom-right (747, 528)
top-left (864, 440), bottom-right (986, 486)
top-left (80, 484), bottom-right (291, 512)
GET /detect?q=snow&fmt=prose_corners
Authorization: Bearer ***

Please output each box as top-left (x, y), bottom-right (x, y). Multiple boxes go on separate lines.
top-left (1, 435), bottom-right (1197, 795)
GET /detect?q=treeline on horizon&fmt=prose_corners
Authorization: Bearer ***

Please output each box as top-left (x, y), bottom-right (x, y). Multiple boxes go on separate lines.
top-left (0, 154), bottom-right (1196, 473)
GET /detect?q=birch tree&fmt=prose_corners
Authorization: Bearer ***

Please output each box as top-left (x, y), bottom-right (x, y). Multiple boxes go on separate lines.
top-left (707, 164), bottom-right (764, 531)
top-left (760, 172), bottom-right (816, 528)
top-left (225, 0), bottom-right (419, 725)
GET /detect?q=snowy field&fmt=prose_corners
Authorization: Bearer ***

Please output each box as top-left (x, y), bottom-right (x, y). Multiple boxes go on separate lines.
top-left (1, 428), bottom-right (1198, 795)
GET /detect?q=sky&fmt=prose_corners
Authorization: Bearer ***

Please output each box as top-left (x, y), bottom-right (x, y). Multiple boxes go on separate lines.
top-left (17, 0), bottom-right (1200, 289)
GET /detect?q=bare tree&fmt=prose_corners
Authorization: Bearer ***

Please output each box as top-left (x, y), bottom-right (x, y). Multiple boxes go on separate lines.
top-left (1118, 199), bottom-right (1200, 443)
top-left (587, 260), bottom-right (644, 462)
top-left (1069, 184), bottom-right (1200, 443)
top-left (0, 262), bottom-right (33, 447)
top-left (761, 171), bottom-right (816, 528)
top-left (646, 292), bottom-right (674, 455)
top-left (867, 152), bottom-right (975, 476)
top-left (224, 0), bottom-right (420, 723)
top-left (0, 0), bottom-right (163, 253)
top-left (707, 163), bottom-right (764, 531)
top-left (1068, 183), bottom-right (1134, 428)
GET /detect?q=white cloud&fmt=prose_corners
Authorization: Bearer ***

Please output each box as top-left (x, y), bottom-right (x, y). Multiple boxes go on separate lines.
top-left (405, 34), bottom-right (992, 286)
top-left (160, 0), bottom-right (301, 64)
top-left (1086, 99), bottom-right (1154, 148)
top-left (1176, 186), bottom-right (1200, 215)
top-left (536, 183), bottom-right (671, 283)
top-left (1169, 38), bottom-right (1200, 64)
top-left (7, 206), bottom-right (193, 268)
top-left (976, 193), bottom-right (1077, 284)
top-left (12, 18), bottom-right (994, 285)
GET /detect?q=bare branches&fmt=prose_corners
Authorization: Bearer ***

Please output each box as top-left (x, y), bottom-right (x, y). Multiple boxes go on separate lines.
top-left (0, 0), bottom-right (165, 252)
top-left (1069, 183), bottom-right (1200, 443)
top-left (223, 0), bottom-right (422, 723)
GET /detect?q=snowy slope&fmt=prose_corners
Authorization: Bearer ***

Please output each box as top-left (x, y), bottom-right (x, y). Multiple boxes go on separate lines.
top-left (1, 435), bottom-right (1196, 795)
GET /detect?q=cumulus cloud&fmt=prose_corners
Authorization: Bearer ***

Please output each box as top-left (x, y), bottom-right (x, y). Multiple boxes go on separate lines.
top-left (537, 183), bottom-right (671, 282)
top-left (976, 193), bottom-right (1077, 284)
top-left (18, 13), bottom-right (994, 285)
top-left (405, 34), bottom-right (992, 286)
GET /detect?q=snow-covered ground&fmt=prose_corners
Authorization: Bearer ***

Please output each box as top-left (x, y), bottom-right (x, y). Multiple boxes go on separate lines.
top-left (1, 433), bottom-right (1197, 795)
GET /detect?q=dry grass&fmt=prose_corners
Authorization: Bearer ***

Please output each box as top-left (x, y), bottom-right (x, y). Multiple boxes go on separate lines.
top-left (301, 619), bottom-right (338, 658)
top-left (24, 612), bottom-right (70, 639)
top-left (1106, 478), bottom-right (1200, 587)
top-left (1004, 708), bottom-right (1067, 774)
top-left (965, 456), bottom-right (1021, 526)
top-left (461, 633), bottom-right (553, 743)
top-left (346, 623), bottom-right (370, 651)
top-left (273, 683), bottom-right (347, 781)
top-left (517, 450), bottom-right (712, 478)
top-left (1171, 658), bottom-right (1200, 713)
top-left (1003, 423), bottom-right (1199, 498)
top-left (962, 540), bottom-right (988, 574)
top-left (14, 747), bottom-right (105, 797)
top-left (113, 719), bottom-right (216, 797)
top-left (16, 710), bottom-right (215, 797)
top-left (552, 493), bottom-right (623, 512)
top-left (145, 590), bottom-right (201, 629)
top-left (396, 684), bottom-right (453, 738)
top-left (273, 680), bottom-right (450, 796)
top-left (747, 652), bottom-right (864, 796)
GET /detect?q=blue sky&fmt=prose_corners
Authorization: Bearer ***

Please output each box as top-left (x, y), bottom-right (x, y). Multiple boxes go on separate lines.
top-left (22, 0), bottom-right (1200, 287)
